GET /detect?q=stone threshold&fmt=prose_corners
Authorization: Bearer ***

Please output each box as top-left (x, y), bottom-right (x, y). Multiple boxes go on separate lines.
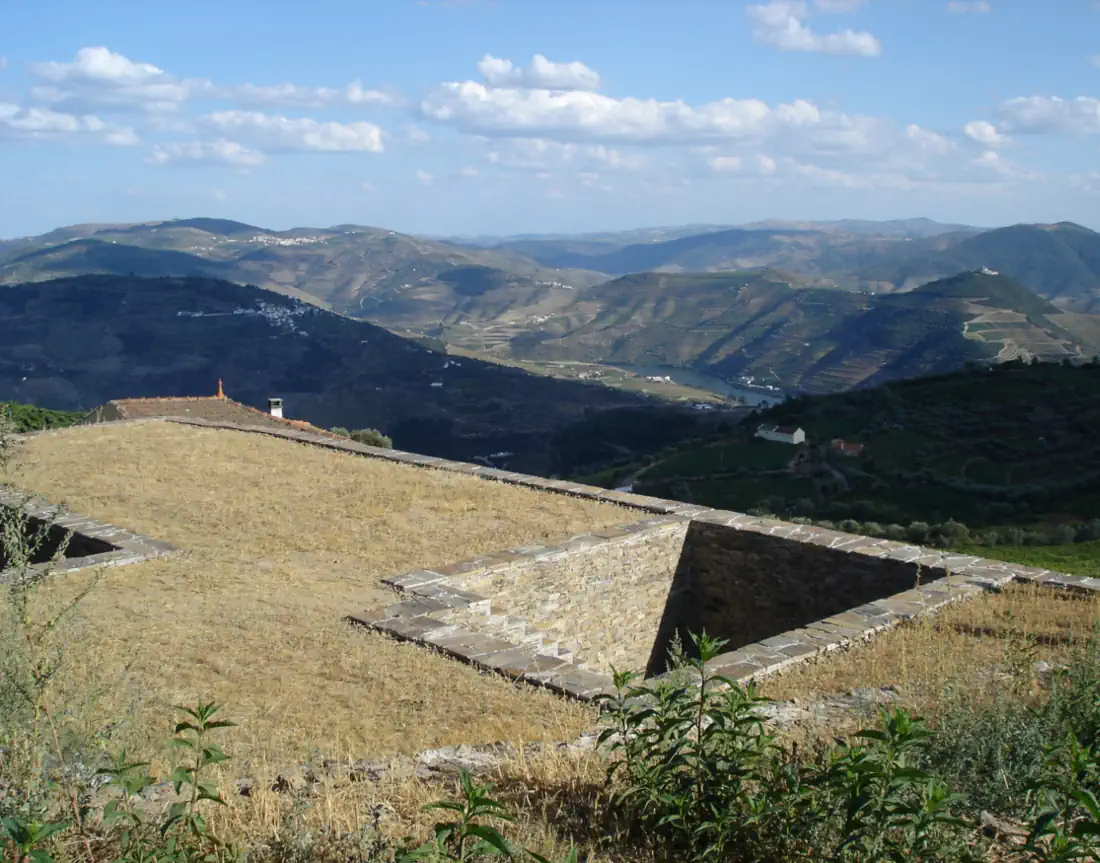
top-left (0, 484), bottom-right (178, 581)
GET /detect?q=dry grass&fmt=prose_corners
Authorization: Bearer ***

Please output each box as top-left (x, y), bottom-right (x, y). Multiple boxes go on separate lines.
top-left (10, 421), bottom-right (637, 768)
top-left (202, 747), bottom-right (636, 862)
top-left (760, 582), bottom-right (1100, 706)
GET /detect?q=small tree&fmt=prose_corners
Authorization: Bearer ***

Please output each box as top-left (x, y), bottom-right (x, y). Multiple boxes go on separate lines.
top-left (349, 428), bottom-right (393, 449)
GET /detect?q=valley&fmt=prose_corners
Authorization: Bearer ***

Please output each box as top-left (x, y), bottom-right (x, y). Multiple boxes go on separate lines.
top-left (5, 217), bottom-right (1100, 401)
top-left (0, 274), bottom-right (728, 478)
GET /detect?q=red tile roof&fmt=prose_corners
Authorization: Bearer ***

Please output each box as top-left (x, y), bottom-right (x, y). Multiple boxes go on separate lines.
top-left (82, 386), bottom-right (340, 438)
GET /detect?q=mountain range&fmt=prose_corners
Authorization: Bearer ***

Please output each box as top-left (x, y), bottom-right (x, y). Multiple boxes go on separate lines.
top-left (0, 274), bottom-right (714, 476)
top-left (3, 216), bottom-right (1100, 397)
top-left (502, 269), bottom-right (1100, 393)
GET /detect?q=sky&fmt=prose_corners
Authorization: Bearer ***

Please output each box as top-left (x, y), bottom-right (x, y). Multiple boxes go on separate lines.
top-left (1, 0), bottom-right (1099, 238)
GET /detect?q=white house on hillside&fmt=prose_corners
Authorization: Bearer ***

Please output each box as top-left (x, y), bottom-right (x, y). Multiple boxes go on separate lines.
top-left (755, 424), bottom-right (806, 445)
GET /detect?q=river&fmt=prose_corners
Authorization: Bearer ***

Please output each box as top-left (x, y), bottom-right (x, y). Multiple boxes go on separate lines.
top-left (610, 363), bottom-right (784, 406)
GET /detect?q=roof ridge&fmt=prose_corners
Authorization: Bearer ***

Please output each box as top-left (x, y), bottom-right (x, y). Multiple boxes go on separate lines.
top-left (107, 393), bottom-right (342, 439)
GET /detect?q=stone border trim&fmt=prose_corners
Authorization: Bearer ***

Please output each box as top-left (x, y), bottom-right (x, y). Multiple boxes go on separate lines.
top-left (347, 516), bottom-right (689, 700)
top-left (22, 419), bottom-right (1100, 699)
top-left (0, 485), bottom-right (178, 581)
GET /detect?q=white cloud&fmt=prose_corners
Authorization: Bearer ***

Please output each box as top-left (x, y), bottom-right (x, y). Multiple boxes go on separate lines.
top-left (708, 154), bottom-right (742, 172)
top-left (148, 139), bottom-right (265, 167)
top-left (417, 169), bottom-right (434, 185)
top-left (33, 46), bottom-right (163, 84)
top-left (586, 143), bottom-right (647, 169)
top-left (477, 53), bottom-right (600, 91)
top-left (946, 1), bottom-right (991, 12)
top-left (906, 123), bottom-right (955, 155)
top-left (474, 137), bottom-right (648, 173)
top-left (30, 46), bottom-right (203, 112)
top-left (361, 181), bottom-right (377, 192)
top-left (0, 101), bottom-right (138, 144)
top-left (459, 165), bottom-right (479, 176)
top-left (746, 1), bottom-right (882, 57)
top-left (1091, 54), bottom-right (1100, 68)
top-left (963, 119), bottom-right (1009, 145)
top-left (0, 56), bottom-right (7, 70)
top-left (973, 149), bottom-right (1012, 175)
top-left (221, 81), bottom-right (394, 109)
top-left (995, 95), bottom-right (1100, 135)
top-left (27, 46), bottom-right (399, 115)
top-left (201, 110), bottom-right (385, 152)
top-left (705, 152), bottom-right (789, 175)
top-left (423, 82), bottom-right (857, 146)
top-left (813, 0), bottom-right (866, 11)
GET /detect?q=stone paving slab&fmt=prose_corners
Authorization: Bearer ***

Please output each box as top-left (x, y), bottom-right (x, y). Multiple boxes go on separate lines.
top-left (1, 485), bottom-right (177, 582)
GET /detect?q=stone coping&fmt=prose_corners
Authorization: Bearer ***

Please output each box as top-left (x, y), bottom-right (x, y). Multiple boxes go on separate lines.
top-left (22, 418), bottom-right (1100, 699)
top-left (0, 484), bottom-right (177, 581)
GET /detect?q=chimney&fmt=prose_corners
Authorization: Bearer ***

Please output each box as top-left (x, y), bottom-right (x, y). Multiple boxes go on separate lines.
top-left (268, 398), bottom-right (284, 419)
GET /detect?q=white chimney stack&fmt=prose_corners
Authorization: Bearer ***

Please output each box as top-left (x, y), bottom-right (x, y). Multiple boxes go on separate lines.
top-left (268, 398), bottom-right (284, 419)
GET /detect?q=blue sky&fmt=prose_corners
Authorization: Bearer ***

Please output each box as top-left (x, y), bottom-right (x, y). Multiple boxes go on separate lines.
top-left (1, 0), bottom-right (1098, 238)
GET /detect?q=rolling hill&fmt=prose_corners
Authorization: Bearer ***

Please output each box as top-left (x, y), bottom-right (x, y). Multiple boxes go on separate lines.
top-left (504, 269), bottom-right (1100, 393)
top-left (0, 219), bottom-right (605, 327)
top-left (0, 274), bottom-right (711, 476)
top-left (493, 221), bottom-right (1100, 311)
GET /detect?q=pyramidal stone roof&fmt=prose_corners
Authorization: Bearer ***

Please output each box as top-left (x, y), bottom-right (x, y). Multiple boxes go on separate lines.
top-left (83, 382), bottom-right (340, 438)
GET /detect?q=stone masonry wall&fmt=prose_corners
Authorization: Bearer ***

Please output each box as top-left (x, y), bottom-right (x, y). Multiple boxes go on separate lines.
top-left (647, 520), bottom-right (943, 674)
top-left (446, 520), bottom-right (689, 672)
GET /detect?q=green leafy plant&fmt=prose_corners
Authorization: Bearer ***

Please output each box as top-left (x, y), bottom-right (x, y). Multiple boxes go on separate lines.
top-left (398, 770), bottom-right (516, 861)
top-left (1023, 723), bottom-right (1100, 861)
top-left (825, 708), bottom-right (972, 862)
top-left (97, 701), bottom-right (238, 863)
top-left (396, 770), bottom-right (578, 863)
top-left (597, 632), bottom-right (977, 862)
top-left (0, 816), bottom-right (68, 863)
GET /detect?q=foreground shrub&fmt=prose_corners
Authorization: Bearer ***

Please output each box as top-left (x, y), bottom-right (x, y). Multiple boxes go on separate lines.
top-left (597, 633), bottom-right (975, 862)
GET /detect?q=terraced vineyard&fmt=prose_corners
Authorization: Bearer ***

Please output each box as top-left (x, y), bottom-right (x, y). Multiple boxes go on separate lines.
top-left (606, 361), bottom-right (1100, 536)
top-left (510, 270), bottom-right (1097, 393)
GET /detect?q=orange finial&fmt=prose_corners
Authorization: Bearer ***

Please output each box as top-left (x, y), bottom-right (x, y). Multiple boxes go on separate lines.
top-left (217, 379), bottom-right (225, 399)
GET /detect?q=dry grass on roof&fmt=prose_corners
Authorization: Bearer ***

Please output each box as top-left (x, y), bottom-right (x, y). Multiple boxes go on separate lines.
top-left (759, 582), bottom-right (1100, 709)
top-left (11, 421), bottom-right (634, 768)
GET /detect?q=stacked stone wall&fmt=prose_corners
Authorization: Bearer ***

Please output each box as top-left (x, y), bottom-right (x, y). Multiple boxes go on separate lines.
top-left (448, 520), bottom-right (688, 671)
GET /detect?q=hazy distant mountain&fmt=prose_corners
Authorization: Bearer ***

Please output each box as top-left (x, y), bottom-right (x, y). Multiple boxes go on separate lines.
top-left (6, 217), bottom-right (1100, 384)
top-left (861, 222), bottom-right (1100, 311)
top-left (505, 269), bottom-right (1100, 393)
top-left (735, 217), bottom-right (978, 239)
top-left (494, 221), bottom-right (1100, 312)
top-left (0, 219), bottom-right (606, 325)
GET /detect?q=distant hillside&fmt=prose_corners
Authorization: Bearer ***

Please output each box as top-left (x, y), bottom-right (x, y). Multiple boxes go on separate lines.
top-left (736, 218), bottom-right (978, 239)
top-left (6, 217), bottom-right (1100, 386)
top-left (499, 221), bottom-right (1100, 311)
top-left (868, 222), bottom-right (1100, 311)
top-left (620, 361), bottom-right (1100, 542)
top-left (504, 269), bottom-right (1099, 393)
top-left (0, 274), bottom-right (707, 476)
top-left (0, 220), bottom-right (606, 326)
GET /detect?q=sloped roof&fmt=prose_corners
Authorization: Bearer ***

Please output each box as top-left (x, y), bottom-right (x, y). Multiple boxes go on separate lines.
top-left (87, 393), bottom-right (339, 438)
